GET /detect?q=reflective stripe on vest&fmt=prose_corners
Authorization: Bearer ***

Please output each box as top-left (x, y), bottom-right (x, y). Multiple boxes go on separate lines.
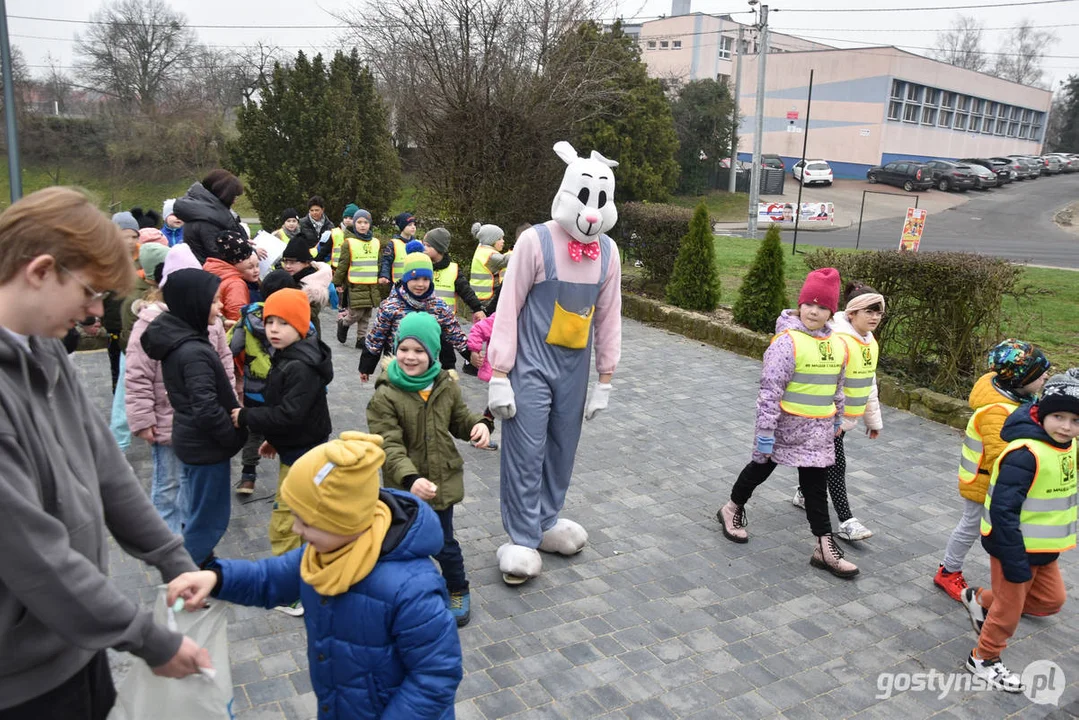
top-left (837, 333), bottom-right (878, 417)
top-left (470, 245), bottom-right (496, 301)
top-left (348, 237), bottom-right (380, 285)
top-left (981, 438), bottom-right (1078, 552)
top-left (433, 262), bottom-right (458, 312)
top-left (776, 330), bottom-right (844, 418)
top-left (958, 402), bottom-right (1019, 484)
top-left (391, 238), bottom-right (407, 281)
top-left (330, 228), bottom-right (346, 268)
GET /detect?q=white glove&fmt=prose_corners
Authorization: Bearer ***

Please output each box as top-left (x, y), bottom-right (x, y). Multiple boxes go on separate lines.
top-left (584, 382), bottom-right (612, 420)
top-left (488, 377), bottom-right (517, 419)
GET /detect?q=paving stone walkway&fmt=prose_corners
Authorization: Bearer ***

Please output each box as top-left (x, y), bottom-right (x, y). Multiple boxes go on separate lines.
top-left (84, 311), bottom-right (1079, 719)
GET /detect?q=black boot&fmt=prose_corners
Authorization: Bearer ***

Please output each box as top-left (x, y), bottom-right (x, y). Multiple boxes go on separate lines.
top-left (337, 321), bottom-right (348, 345)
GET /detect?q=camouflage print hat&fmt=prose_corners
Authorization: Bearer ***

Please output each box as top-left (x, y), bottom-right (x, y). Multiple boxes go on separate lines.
top-left (987, 339), bottom-right (1050, 389)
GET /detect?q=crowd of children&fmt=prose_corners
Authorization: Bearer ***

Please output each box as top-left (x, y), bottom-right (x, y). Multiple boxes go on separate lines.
top-left (44, 176), bottom-right (1073, 715)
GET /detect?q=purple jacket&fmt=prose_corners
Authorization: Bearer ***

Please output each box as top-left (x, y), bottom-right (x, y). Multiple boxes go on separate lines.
top-left (752, 310), bottom-right (847, 468)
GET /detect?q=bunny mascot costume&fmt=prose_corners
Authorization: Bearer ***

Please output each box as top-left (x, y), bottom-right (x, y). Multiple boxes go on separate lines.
top-left (486, 141), bottom-right (623, 584)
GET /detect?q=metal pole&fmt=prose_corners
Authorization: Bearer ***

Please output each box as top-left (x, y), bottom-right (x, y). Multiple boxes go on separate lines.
top-left (746, 4), bottom-right (768, 238)
top-left (0, 0), bottom-right (21, 203)
top-left (791, 69), bottom-right (813, 256)
top-left (727, 26), bottom-right (744, 194)
top-left (856, 190), bottom-right (867, 249)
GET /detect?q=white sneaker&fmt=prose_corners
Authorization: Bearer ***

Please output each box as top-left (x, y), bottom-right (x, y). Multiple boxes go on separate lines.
top-left (791, 487), bottom-right (805, 509)
top-left (966, 651), bottom-right (1023, 693)
top-left (962, 587), bottom-right (986, 634)
top-left (274, 601), bottom-right (304, 617)
top-left (837, 517), bottom-right (873, 541)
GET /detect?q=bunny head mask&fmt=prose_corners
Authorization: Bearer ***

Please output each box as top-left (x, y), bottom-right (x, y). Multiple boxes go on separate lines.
top-left (550, 141), bottom-right (618, 244)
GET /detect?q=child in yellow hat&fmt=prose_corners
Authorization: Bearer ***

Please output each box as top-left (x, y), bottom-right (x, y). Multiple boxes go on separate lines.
top-left (167, 432), bottom-right (462, 717)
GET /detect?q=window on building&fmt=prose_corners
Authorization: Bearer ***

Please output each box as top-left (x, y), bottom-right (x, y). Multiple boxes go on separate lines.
top-left (672, 40), bottom-right (682, 49)
top-left (939, 110), bottom-right (954, 127)
top-left (955, 113), bottom-right (969, 131)
top-left (958, 95), bottom-right (971, 111)
top-left (941, 92), bottom-right (955, 108)
top-left (998, 104), bottom-right (1009, 118)
top-left (1011, 106), bottom-right (1022, 120)
top-left (983, 118), bottom-right (995, 134)
top-left (925, 88), bottom-right (940, 106)
top-left (987, 101), bottom-right (997, 116)
top-left (718, 36), bottom-right (733, 60)
top-left (969, 116), bottom-right (982, 133)
top-left (972, 98), bottom-right (984, 114)
top-left (1019, 124), bottom-right (1030, 139)
top-left (1008, 122), bottom-right (1018, 137)
top-left (903, 103), bottom-right (919, 122)
top-left (1032, 123), bottom-right (1044, 140)
top-left (922, 106), bottom-right (938, 125)
top-left (891, 80), bottom-right (905, 99)
top-left (907, 84), bottom-right (923, 102)
top-left (647, 40), bottom-right (656, 49)
top-left (660, 40), bottom-right (669, 49)
top-left (1023, 108), bottom-right (1034, 122)
top-left (888, 101), bottom-right (902, 121)
top-left (996, 120), bottom-right (1006, 135)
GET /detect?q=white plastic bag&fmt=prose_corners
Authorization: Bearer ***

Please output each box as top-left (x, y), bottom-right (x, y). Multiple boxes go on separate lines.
top-left (108, 589), bottom-right (234, 720)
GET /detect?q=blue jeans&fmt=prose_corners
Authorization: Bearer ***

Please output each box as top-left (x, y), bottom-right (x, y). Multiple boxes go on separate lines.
top-left (181, 460), bottom-right (231, 567)
top-left (435, 506), bottom-right (468, 593)
top-left (151, 443), bottom-right (186, 534)
top-left (109, 353), bottom-right (131, 451)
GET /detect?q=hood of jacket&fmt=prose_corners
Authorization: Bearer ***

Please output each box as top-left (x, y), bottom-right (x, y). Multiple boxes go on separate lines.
top-left (172, 183), bottom-right (234, 228)
top-left (301, 261), bottom-right (333, 287)
top-left (275, 333), bottom-right (334, 385)
top-left (160, 268), bottom-right (220, 338)
top-left (134, 300), bottom-right (167, 324)
top-left (140, 312), bottom-right (208, 362)
top-left (969, 371), bottom-right (1023, 411)
top-left (774, 308), bottom-right (831, 339)
top-left (203, 257), bottom-right (243, 284)
top-left (1001, 402), bottom-right (1072, 449)
top-left (378, 488), bottom-right (443, 560)
top-left (830, 311), bottom-right (874, 343)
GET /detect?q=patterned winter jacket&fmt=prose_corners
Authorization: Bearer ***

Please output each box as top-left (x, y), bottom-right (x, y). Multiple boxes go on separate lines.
top-left (358, 285), bottom-right (468, 375)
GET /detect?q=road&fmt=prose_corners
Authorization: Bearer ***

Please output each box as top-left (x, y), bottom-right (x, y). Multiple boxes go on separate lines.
top-left (810, 173), bottom-right (1079, 267)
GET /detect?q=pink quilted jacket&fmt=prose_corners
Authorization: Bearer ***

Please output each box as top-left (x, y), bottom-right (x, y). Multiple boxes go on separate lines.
top-left (125, 300), bottom-right (236, 444)
top-left (466, 313), bottom-right (496, 383)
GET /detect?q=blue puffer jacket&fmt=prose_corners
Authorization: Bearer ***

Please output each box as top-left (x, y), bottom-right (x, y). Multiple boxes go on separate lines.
top-left (214, 488), bottom-right (462, 719)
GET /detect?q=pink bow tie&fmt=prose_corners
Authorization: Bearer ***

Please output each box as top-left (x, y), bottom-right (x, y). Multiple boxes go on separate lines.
top-left (568, 239), bottom-right (600, 262)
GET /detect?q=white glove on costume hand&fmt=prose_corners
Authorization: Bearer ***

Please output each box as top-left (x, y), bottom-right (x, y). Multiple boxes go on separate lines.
top-left (488, 377), bottom-right (517, 419)
top-left (584, 382), bottom-right (612, 420)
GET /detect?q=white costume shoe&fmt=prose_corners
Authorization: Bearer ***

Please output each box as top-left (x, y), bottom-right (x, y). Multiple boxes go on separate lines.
top-left (497, 543), bottom-right (542, 585)
top-left (538, 518), bottom-right (588, 555)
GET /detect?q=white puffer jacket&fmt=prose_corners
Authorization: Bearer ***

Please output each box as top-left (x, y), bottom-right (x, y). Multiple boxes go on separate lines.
top-left (831, 311), bottom-right (884, 432)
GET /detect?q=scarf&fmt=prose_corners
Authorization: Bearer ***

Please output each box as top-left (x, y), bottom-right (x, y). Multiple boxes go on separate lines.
top-left (351, 227), bottom-right (373, 241)
top-left (396, 283), bottom-right (432, 310)
top-left (386, 358), bottom-right (441, 393)
top-left (300, 500), bottom-right (392, 595)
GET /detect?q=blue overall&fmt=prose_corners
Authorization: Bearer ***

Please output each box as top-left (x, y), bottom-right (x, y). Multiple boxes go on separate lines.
top-left (500, 222), bottom-right (611, 548)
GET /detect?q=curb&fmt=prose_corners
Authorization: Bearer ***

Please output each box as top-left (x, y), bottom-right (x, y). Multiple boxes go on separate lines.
top-left (621, 293), bottom-right (971, 430)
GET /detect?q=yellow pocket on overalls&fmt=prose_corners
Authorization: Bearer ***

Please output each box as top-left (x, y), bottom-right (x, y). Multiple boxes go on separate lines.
top-left (546, 301), bottom-right (594, 349)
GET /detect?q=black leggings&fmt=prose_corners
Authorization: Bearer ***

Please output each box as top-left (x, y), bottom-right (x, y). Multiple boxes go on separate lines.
top-left (826, 432), bottom-right (854, 522)
top-left (731, 460), bottom-right (833, 537)
top-left (0, 651), bottom-right (115, 720)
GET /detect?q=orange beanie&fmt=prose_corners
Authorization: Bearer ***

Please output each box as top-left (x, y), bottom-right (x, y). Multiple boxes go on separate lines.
top-left (263, 288), bottom-right (310, 338)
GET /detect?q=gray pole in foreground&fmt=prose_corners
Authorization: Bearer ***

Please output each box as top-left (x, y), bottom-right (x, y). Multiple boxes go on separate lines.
top-left (746, 4), bottom-right (768, 238)
top-left (727, 25), bottom-right (745, 195)
top-left (0, 0), bottom-right (22, 203)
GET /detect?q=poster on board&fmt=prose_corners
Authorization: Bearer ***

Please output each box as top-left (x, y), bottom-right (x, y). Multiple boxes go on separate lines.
top-left (898, 207), bottom-right (928, 252)
top-left (758, 202), bottom-right (835, 224)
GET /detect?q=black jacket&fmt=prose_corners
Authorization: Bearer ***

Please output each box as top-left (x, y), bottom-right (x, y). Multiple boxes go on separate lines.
top-left (173, 183), bottom-right (246, 264)
top-left (981, 403), bottom-right (1067, 582)
top-left (298, 215), bottom-right (334, 262)
top-left (433, 254), bottom-right (483, 313)
top-left (141, 271), bottom-right (246, 465)
top-left (237, 333), bottom-right (333, 465)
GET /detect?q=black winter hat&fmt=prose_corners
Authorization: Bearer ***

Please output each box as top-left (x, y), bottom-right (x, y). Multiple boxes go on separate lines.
top-left (1039, 368), bottom-right (1079, 419)
top-left (280, 207), bottom-right (300, 223)
top-left (215, 229), bottom-right (255, 265)
top-left (281, 236), bottom-right (313, 263)
top-left (261, 269), bottom-right (299, 298)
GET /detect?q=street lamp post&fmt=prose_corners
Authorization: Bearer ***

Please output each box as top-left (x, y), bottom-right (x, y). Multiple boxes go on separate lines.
top-left (746, 1), bottom-right (768, 239)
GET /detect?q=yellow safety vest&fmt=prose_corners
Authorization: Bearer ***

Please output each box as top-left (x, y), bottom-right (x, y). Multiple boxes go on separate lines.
top-left (776, 330), bottom-right (845, 418)
top-left (982, 438), bottom-right (1078, 553)
top-left (273, 229), bottom-right (291, 243)
top-left (347, 237), bottom-right (380, 285)
top-left (470, 245), bottom-right (496, 301)
top-left (391, 238), bottom-right (407, 282)
top-left (330, 228), bottom-right (347, 269)
top-left (836, 333), bottom-right (878, 418)
top-left (433, 262), bottom-right (458, 312)
top-left (958, 402), bottom-right (1020, 485)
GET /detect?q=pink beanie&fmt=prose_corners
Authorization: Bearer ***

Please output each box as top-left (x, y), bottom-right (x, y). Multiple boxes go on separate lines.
top-left (138, 227), bottom-right (168, 247)
top-left (798, 268), bottom-right (840, 314)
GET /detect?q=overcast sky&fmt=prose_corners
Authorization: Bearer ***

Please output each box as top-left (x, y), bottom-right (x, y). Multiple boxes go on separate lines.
top-left (10, 0), bottom-right (1079, 90)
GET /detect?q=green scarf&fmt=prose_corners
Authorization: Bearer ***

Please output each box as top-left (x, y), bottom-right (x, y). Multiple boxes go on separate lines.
top-left (386, 359), bottom-right (441, 393)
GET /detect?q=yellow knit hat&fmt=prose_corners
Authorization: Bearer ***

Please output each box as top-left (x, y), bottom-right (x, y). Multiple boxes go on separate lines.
top-left (281, 432), bottom-right (386, 536)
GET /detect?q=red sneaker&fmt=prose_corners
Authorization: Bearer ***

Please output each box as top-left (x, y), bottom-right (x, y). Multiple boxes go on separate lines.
top-left (934, 564), bottom-right (968, 602)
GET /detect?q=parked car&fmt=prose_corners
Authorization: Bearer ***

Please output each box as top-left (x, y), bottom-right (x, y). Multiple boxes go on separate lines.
top-left (924, 160), bottom-right (977, 191)
top-left (761, 154), bottom-right (785, 170)
top-left (866, 161), bottom-right (933, 191)
top-left (1047, 153), bottom-right (1079, 172)
top-left (959, 157), bottom-right (1012, 185)
top-left (719, 158), bottom-right (751, 173)
top-left (1007, 155), bottom-right (1041, 178)
top-left (992, 156), bottom-right (1027, 180)
top-left (792, 159), bottom-right (833, 186)
top-left (965, 162), bottom-right (999, 189)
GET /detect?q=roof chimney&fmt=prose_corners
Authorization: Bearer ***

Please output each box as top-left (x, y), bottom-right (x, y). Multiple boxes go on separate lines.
top-left (672, 0), bottom-right (690, 16)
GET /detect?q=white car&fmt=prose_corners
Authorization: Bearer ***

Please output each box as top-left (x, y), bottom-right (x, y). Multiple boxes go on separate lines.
top-left (792, 160), bottom-right (833, 186)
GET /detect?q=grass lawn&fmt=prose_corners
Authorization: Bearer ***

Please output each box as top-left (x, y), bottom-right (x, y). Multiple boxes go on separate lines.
top-left (671, 190), bottom-right (748, 222)
top-left (629, 233), bottom-right (1079, 370)
top-left (0, 163), bottom-right (203, 215)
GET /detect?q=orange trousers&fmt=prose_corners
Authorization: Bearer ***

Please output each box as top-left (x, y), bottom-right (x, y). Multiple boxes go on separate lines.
top-left (975, 556), bottom-right (1066, 659)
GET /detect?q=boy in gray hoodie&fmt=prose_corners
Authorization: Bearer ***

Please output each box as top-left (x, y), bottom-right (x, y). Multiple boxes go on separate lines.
top-left (0, 188), bottom-right (210, 719)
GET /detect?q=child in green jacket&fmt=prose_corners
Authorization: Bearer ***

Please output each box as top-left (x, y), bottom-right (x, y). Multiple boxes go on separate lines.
top-left (365, 311), bottom-right (491, 627)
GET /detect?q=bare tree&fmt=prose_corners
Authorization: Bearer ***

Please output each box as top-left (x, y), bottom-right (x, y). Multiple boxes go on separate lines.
top-left (991, 20), bottom-right (1057, 87)
top-left (38, 54), bottom-right (74, 115)
top-left (931, 15), bottom-right (987, 73)
top-left (75, 0), bottom-right (198, 112)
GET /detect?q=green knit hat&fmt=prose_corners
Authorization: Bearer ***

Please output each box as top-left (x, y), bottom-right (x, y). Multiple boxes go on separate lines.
top-left (401, 240), bottom-right (433, 282)
top-left (394, 311), bottom-right (442, 364)
top-left (342, 203), bottom-right (360, 221)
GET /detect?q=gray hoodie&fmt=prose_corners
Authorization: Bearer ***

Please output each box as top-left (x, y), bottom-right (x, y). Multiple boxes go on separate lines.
top-left (0, 331), bottom-right (197, 709)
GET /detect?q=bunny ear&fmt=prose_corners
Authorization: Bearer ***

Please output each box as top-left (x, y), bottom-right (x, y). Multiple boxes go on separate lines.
top-left (553, 141), bottom-right (579, 166)
top-left (590, 150), bottom-right (619, 168)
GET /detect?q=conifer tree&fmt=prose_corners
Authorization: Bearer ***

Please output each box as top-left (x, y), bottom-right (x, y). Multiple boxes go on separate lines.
top-left (733, 224), bottom-right (788, 333)
top-left (666, 202), bottom-right (720, 311)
